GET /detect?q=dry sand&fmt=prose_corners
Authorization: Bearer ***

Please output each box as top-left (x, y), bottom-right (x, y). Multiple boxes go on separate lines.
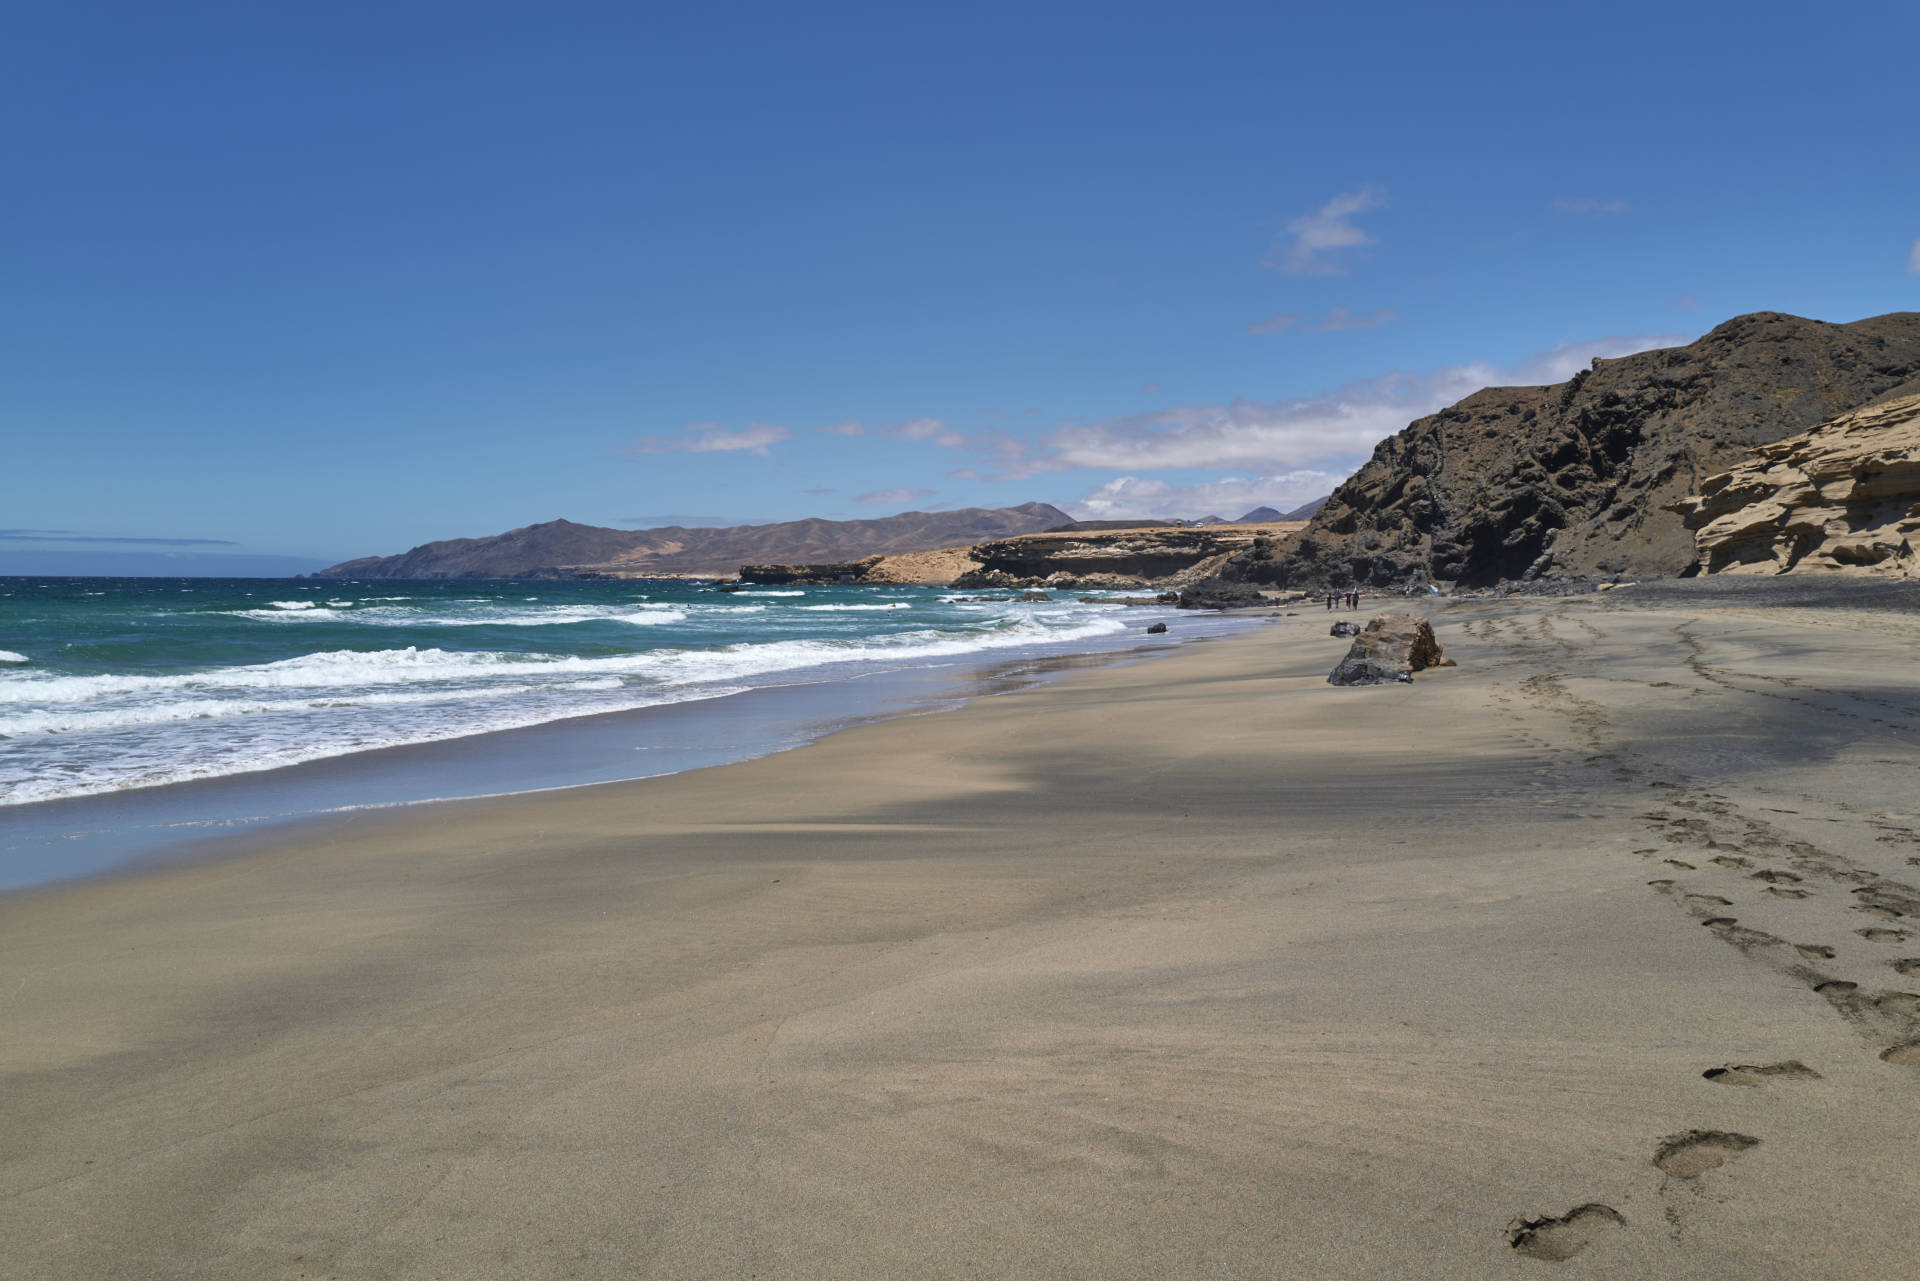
top-left (3, 588), bottom-right (1918, 1279)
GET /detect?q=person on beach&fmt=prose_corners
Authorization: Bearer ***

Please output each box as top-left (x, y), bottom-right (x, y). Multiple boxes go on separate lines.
top-left (1326, 592), bottom-right (1335, 611)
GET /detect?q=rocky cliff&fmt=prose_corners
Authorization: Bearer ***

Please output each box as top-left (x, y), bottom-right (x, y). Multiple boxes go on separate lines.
top-left (1667, 392), bottom-right (1920, 577)
top-left (318, 504), bottom-right (1072, 579)
top-left (1206, 311), bottom-right (1920, 590)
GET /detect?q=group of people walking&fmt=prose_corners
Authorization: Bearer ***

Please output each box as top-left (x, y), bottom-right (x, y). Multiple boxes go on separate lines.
top-left (1324, 589), bottom-right (1362, 611)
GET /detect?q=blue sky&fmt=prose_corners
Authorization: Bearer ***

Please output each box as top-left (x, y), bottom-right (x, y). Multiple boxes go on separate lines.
top-left (4, 0), bottom-right (1916, 572)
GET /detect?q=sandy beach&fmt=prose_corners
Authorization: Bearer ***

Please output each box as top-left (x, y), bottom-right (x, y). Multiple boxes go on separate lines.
top-left (4, 586), bottom-right (1918, 1279)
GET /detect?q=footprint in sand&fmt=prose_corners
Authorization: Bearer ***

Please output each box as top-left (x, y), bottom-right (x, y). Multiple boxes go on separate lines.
top-left (1647, 879), bottom-right (1676, 890)
top-left (1892, 959), bottom-right (1920, 976)
top-left (1687, 894), bottom-right (1733, 907)
top-left (1874, 992), bottom-right (1920, 1017)
top-left (1507, 1204), bottom-right (1626, 1262)
top-left (1653, 1131), bottom-right (1759, 1179)
top-left (1796, 944), bottom-right (1836, 959)
top-left (1858, 928), bottom-right (1909, 944)
top-left (1702, 917), bottom-right (1739, 932)
top-left (1750, 869), bottom-right (1802, 884)
top-left (1710, 854), bottom-right (1751, 868)
top-left (1702, 1061), bottom-right (1820, 1086)
top-left (1856, 906), bottom-right (1903, 920)
top-left (1813, 980), bottom-right (1858, 997)
top-left (1666, 860), bottom-right (1697, 870)
top-left (1880, 1041), bottom-right (1920, 1067)
top-left (1768, 887), bottom-right (1811, 899)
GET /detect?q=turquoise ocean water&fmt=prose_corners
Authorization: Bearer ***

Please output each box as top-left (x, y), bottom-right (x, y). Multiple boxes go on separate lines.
top-left (1, 577), bottom-right (1232, 822)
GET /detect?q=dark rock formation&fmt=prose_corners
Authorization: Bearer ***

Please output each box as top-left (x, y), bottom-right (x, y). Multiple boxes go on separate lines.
top-left (1202, 312), bottom-right (1920, 591)
top-left (1327, 614), bottom-right (1445, 685)
top-left (956, 525), bottom-right (1292, 591)
top-left (1176, 581), bottom-right (1267, 610)
top-left (1330, 621), bottom-right (1362, 637)
top-left (739, 557), bottom-right (884, 585)
top-left (319, 503), bottom-right (1072, 580)
top-left (1235, 506), bottom-right (1286, 523)
top-left (1282, 496), bottom-right (1330, 521)
top-left (1146, 622), bottom-right (1168, 634)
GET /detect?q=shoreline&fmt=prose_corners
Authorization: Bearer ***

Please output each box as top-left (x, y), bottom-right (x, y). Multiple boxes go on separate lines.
top-left (4, 585), bottom-right (1917, 1278)
top-left (0, 610), bottom-right (1267, 895)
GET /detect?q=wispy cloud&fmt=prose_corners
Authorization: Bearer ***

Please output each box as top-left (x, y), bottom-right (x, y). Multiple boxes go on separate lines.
top-left (974, 332), bottom-right (1693, 483)
top-left (1249, 307), bottom-right (1395, 335)
top-left (1552, 196), bottom-right (1631, 215)
top-left (1909, 237), bottom-right (1920, 274)
top-left (818, 420), bottom-right (864, 436)
top-left (854, 487), bottom-right (937, 504)
top-left (1505, 332), bottom-right (1692, 385)
top-left (802, 487), bottom-right (836, 495)
top-left (632, 421), bottom-right (789, 456)
top-left (1066, 473), bottom-right (1342, 522)
top-left (1668, 293), bottom-right (1703, 311)
top-left (1139, 380), bottom-right (1161, 396)
top-left (885, 417), bottom-right (967, 448)
top-left (1266, 187), bottom-right (1384, 275)
top-left (0, 529), bottom-right (238, 546)
top-left (1246, 313), bottom-right (1304, 335)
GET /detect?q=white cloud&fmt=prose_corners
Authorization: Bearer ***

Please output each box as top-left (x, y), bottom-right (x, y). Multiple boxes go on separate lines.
top-left (1267, 187), bottom-right (1384, 275)
top-left (819, 420), bottom-right (864, 436)
top-left (1909, 238), bottom-right (1920, 274)
top-left (980, 331), bottom-right (1694, 483)
top-left (1505, 332), bottom-right (1692, 385)
top-left (633, 421), bottom-right (789, 456)
top-left (885, 417), bottom-right (967, 448)
top-left (1669, 293), bottom-right (1703, 311)
top-left (854, 487), bottom-right (937, 504)
top-left (1067, 472), bottom-right (1343, 522)
top-left (1552, 196), bottom-right (1631, 215)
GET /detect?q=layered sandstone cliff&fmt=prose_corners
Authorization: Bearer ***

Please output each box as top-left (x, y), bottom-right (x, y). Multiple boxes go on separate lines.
top-left (1667, 392), bottom-right (1920, 577)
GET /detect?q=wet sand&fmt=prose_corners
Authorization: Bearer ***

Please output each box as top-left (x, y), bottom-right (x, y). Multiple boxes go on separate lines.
top-left (3, 587), bottom-right (1918, 1278)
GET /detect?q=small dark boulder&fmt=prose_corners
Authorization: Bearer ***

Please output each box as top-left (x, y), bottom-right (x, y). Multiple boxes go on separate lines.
top-left (1327, 614), bottom-right (1446, 686)
top-left (1330, 620), bottom-right (1362, 637)
top-left (1146, 622), bottom-right (1168, 634)
top-left (1017, 590), bottom-right (1053, 602)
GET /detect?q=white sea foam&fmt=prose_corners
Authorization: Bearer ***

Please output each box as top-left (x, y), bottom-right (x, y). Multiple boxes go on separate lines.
top-left (0, 651), bottom-right (28, 664)
top-left (797, 603), bottom-right (907, 611)
top-left (268, 600), bottom-right (318, 610)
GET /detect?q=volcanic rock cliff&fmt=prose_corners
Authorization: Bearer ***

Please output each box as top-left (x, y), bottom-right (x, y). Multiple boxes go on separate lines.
top-left (1667, 391), bottom-right (1920, 577)
top-left (1207, 311), bottom-right (1920, 590)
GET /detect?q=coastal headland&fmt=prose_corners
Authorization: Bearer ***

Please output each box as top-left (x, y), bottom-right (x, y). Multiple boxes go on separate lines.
top-left (5, 580), bottom-right (1918, 1279)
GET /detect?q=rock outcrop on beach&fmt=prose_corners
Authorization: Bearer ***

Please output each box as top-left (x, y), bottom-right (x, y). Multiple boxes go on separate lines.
top-left (1327, 614), bottom-right (1446, 685)
top-left (1201, 312), bottom-right (1920, 591)
top-left (1667, 392), bottom-right (1920, 578)
top-left (317, 504), bottom-right (1072, 579)
top-left (953, 523), bottom-right (1306, 591)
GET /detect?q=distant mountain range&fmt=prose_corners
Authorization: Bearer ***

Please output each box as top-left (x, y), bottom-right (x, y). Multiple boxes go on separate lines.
top-left (317, 504), bottom-right (1077, 579)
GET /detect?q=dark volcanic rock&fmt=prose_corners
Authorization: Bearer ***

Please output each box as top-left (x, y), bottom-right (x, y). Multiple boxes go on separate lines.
top-left (1146, 621), bottom-right (1168, 634)
top-left (1176, 581), bottom-right (1267, 610)
top-left (1327, 614), bottom-right (1445, 686)
top-left (1330, 620), bottom-right (1362, 637)
top-left (739, 557), bottom-right (884, 585)
top-left (1203, 312), bottom-right (1920, 591)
